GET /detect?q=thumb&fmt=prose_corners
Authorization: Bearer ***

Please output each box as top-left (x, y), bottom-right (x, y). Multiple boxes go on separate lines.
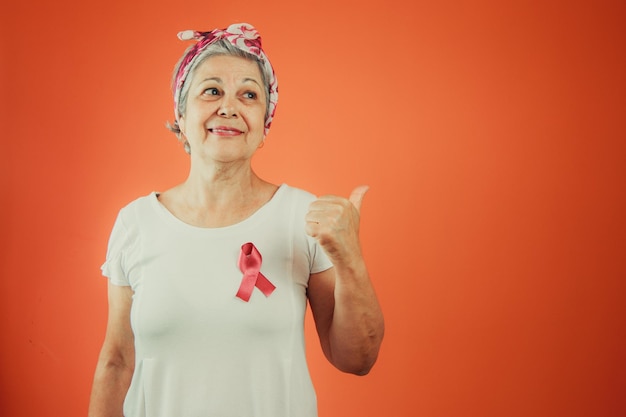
top-left (349, 185), bottom-right (369, 212)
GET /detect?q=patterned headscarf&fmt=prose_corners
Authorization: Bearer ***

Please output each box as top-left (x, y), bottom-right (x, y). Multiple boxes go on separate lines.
top-left (174, 23), bottom-right (278, 135)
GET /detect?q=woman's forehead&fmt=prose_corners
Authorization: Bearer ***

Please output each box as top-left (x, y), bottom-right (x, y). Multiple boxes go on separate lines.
top-left (193, 55), bottom-right (263, 82)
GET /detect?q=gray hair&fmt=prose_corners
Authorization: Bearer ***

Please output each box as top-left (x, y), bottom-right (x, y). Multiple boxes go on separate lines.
top-left (166, 40), bottom-right (271, 153)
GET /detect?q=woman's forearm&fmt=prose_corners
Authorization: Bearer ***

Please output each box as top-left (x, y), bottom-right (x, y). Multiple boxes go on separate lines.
top-left (88, 357), bottom-right (133, 417)
top-left (328, 260), bottom-right (385, 375)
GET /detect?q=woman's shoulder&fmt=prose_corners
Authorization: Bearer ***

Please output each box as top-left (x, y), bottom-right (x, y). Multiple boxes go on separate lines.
top-left (276, 184), bottom-right (320, 213)
top-left (115, 191), bottom-right (159, 222)
top-left (277, 183), bottom-right (316, 201)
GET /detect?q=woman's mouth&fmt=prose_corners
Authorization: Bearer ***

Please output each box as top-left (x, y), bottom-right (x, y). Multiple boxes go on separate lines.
top-left (209, 126), bottom-right (243, 136)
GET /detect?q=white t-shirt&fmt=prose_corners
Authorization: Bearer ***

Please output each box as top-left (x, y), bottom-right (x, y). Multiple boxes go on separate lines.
top-left (101, 184), bottom-right (333, 417)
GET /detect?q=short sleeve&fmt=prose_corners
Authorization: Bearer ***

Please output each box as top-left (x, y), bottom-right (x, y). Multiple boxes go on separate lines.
top-left (308, 234), bottom-right (333, 274)
top-left (100, 211), bottom-right (131, 286)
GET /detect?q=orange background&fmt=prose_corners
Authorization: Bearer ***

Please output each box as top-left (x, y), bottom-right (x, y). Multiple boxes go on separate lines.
top-left (1, 0), bottom-right (625, 416)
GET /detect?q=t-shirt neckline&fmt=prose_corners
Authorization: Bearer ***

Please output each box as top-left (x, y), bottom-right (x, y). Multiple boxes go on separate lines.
top-left (150, 183), bottom-right (288, 233)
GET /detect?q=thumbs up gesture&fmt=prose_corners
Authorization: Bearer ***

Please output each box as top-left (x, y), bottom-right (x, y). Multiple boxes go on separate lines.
top-left (305, 185), bottom-right (369, 265)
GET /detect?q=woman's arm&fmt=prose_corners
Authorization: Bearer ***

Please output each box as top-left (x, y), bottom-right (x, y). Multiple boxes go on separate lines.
top-left (88, 283), bottom-right (135, 417)
top-left (306, 186), bottom-right (384, 375)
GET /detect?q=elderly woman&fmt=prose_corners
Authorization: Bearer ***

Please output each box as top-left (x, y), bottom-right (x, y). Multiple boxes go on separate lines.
top-left (88, 23), bottom-right (384, 417)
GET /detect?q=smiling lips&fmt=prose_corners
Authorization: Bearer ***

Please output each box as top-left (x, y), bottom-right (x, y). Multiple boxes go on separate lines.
top-left (208, 126), bottom-right (243, 136)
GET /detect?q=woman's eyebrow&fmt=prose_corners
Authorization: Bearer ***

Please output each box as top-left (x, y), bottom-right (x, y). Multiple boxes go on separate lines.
top-left (199, 77), bottom-right (223, 83)
top-left (241, 77), bottom-right (262, 87)
top-left (198, 77), bottom-right (260, 86)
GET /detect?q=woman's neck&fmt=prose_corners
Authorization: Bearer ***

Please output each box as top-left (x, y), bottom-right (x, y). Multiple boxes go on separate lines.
top-left (156, 160), bottom-right (277, 228)
top-left (181, 166), bottom-right (261, 210)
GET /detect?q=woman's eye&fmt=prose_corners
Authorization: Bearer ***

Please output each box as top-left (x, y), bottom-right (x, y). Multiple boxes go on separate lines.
top-left (243, 92), bottom-right (257, 99)
top-left (203, 88), bottom-right (219, 96)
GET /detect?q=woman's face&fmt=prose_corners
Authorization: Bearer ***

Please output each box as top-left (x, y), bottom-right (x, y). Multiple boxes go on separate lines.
top-left (179, 55), bottom-right (267, 163)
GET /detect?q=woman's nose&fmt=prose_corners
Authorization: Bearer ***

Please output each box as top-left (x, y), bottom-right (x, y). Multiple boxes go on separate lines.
top-left (217, 94), bottom-right (238, 118)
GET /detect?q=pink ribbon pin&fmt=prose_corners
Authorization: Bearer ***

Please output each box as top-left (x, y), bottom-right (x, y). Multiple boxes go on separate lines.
top-left (236, 242), bottom-right (276, 302)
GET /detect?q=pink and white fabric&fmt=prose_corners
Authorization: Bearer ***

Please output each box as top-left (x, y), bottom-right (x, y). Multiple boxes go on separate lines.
top-left (174, 23), bottom-right (279, 135)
